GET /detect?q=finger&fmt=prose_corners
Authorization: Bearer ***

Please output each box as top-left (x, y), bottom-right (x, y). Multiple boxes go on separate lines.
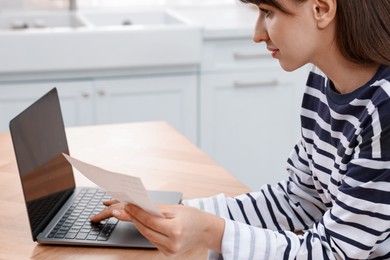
top-left (126, 205), bottom-right (175, 235)
top-left (132, 217), bottom-right (185, 256)
top-left (103, 199), bottom-right (120, 206)
top-left (110, 209), bottom-right (133, 222)
top-left (91, 202), bottom-right (124, 221)
top-left (91, 207), bottom-right (133, 222)
top-left (131, 214), bottom-right (170, 246)
top-left (158, 204), bottom-right (180, 219)
top-left (90, 207), bottom-right (115, 222)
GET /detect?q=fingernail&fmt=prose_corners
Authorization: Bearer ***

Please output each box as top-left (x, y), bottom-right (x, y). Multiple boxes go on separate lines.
top-left (112, 209), bottom-right (121, 216)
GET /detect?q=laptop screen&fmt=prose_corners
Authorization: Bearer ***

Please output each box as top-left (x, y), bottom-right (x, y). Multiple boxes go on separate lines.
top-left (9, 88), bottom-right (76, 240)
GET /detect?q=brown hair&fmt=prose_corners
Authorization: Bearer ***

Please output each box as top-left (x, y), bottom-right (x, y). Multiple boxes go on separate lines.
top-left (239, 0), bottom-right (390, 66)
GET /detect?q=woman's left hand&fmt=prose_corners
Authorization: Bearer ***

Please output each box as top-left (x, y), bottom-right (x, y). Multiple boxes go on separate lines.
top-left (123, 204), bottom-right (224, 256)
top-left (91, 201), bottom-right (224, 256)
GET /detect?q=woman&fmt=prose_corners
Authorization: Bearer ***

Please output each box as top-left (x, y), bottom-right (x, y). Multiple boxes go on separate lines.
top-left (92, 0), bottom-right (390, 258)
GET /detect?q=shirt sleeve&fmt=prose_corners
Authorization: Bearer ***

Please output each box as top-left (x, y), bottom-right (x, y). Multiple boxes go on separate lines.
top-left (184, 138), bottom-right (330, 259)
top-left (184, 139), bottom-right (390, 259)
top-left (183, 182), bottom-right (336, 259)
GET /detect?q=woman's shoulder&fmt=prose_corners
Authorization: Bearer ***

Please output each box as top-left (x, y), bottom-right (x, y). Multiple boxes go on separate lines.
top-left (372, 65), bottom-right (390, 86)
top-left (306, 64), bottom-right (390, 85)
top-left (366, 65), bottom-right (390, 107)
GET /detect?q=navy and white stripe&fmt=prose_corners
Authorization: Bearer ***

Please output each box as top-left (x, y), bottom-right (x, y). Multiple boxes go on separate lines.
top-left (185, 65), bottom-right (390, 259)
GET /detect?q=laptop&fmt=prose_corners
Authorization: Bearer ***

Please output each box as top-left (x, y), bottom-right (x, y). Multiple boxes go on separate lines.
top-left (9, 87), bottom-right (182, 248)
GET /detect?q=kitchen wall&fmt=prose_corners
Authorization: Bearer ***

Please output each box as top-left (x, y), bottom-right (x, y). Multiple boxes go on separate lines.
top-left (0, 0), bottom-right (237, 11)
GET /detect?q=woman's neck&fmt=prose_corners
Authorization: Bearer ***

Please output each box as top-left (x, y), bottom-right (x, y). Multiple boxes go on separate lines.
top-left (324, 61), bottom-right (379, 94)
top-left (314, 46), bottom-right (380, 94)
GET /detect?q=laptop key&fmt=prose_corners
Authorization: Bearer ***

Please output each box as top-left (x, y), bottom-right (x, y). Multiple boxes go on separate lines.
top-left (86, 234), bottom-right (98, 240)
top-left (70, 227), bottom-right (81, 233)
top-left (97, 236), bottom-right (109, 241)
top-left (59, 227), bottom-right (70, 233)
top-left (54, 233), bottom-right (66, 238)
top-left (75, 232), bottom-right (88, 240)
top-left (107, 218), bottom-right (118, 225)
top-left (65, 232), bottom-right (78, 239)
top-left (80, 228), bottom-right (91, 233)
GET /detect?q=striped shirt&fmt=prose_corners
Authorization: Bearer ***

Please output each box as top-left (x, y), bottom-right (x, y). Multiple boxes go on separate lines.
top-left (185, 65), bottom-right (390, 259)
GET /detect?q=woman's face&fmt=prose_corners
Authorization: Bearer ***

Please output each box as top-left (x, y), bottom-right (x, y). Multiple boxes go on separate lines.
top-left (253, 0), bottom-right (324, 71)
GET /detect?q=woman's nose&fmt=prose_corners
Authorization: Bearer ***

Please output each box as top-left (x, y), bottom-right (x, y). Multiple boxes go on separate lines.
top-left (253, 18), bottom-right (269, 43)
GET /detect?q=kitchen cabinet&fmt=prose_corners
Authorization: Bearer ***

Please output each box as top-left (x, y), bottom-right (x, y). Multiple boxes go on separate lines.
top-left (199, 38), bottom-right (306, 189)
top-left (0, 7), bottom-right (202, 142)
top-left (0, 80), bottom-right (94, 132)
top-left (0, 71), bottom-right (198, 143)
top-left (93, 73), bottom-right (197, 143)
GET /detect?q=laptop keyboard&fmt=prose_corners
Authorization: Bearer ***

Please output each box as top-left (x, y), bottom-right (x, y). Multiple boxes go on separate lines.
top-left (47, 188), bottom-right (119, 241)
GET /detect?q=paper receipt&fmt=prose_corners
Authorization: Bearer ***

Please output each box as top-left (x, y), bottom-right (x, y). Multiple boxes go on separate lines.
top-left (63, 153), bottom-right (163, 217)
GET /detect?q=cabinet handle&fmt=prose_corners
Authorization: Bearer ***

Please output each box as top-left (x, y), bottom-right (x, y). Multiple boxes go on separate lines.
top-left (98, 89), bottom-right (106, 96)
top-left (82, 91), bottom-right (91, 98)
top-left (233, 52), bottom-right (270, 60)
top-left (234, 79), bottom-right (278, 88)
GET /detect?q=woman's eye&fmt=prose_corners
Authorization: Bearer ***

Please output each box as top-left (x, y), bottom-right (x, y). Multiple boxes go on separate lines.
top-left (259, 7), bottom-right (271, 18)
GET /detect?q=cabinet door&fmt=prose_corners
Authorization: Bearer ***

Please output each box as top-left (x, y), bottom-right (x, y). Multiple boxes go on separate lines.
top-left (0, 80), bottom-right (93, 132)
top-left (94, 74), bottom-right (197, 143)
top-left (201, 38), bottom-right (278, 72)
top-left (200, 69), bottom-right (303, 189)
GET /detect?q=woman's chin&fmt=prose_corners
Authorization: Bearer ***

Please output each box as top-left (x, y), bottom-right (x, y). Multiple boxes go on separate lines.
top-left (279, 61), bottom-right (306, 72)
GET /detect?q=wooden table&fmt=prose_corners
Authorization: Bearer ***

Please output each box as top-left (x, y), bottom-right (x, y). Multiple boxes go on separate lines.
top-left (0, 121), bottom-right (249, 259)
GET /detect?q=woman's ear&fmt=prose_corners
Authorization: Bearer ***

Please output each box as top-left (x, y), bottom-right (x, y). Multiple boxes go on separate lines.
top-left (312, 0), bottom-right (337, 29)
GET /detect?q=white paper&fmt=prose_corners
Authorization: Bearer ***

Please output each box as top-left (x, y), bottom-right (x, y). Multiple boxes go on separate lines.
top-left (63, 153), bottom-right (163, 217)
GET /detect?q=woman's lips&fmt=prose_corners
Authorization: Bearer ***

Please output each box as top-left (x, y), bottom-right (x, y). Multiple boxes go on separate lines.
top-left (268, 48), bottom-right (280, 58)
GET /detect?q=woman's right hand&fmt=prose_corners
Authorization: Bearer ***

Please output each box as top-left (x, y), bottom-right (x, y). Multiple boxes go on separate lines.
top-left (90, 199), bottom-right (133, 222)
